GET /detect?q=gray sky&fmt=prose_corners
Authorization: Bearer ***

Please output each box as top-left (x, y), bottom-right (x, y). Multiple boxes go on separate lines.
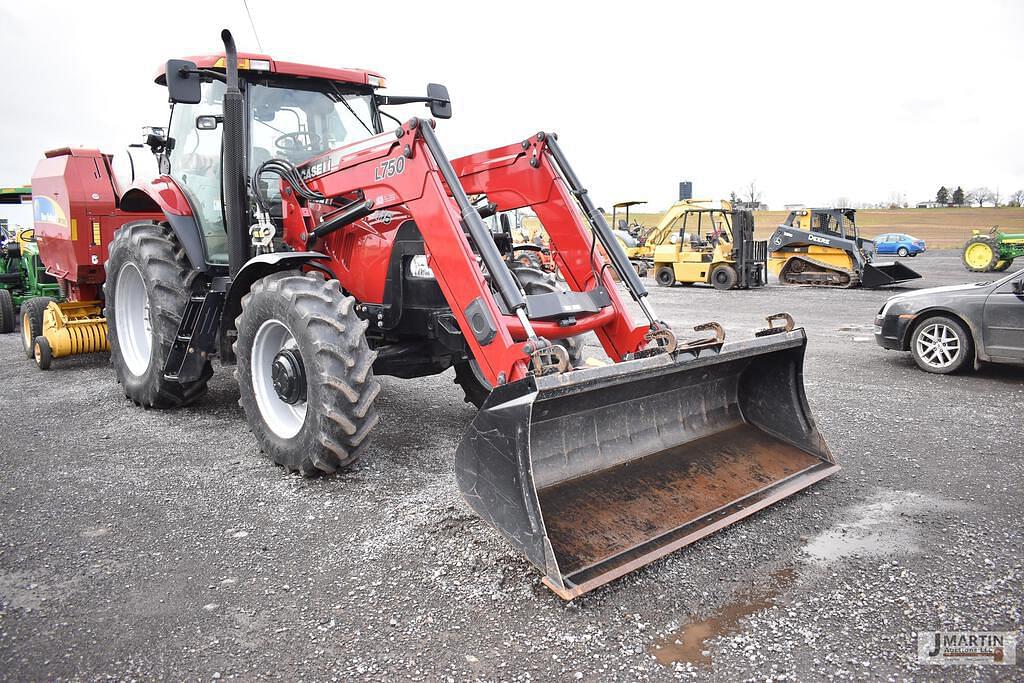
top-left (2, 0), bottom-right (1022, 210)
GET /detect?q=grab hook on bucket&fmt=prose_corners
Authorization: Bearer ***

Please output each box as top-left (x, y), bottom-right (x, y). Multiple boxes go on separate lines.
top-left (755, 312), bottom-right (795, 337)
top-left (675, 321), bottom-right (725, 356)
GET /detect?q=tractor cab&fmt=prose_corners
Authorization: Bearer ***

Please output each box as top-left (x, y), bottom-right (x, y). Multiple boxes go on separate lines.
top-left (150, 55), bottom-right (386, 265)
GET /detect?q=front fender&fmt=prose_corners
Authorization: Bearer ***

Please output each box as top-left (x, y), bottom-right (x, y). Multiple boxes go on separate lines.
top-left (218, 252), bottom-right (334, 362)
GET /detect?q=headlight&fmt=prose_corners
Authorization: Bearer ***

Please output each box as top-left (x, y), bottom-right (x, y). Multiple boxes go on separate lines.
top-left (408, 254), bottom-right (435, 279)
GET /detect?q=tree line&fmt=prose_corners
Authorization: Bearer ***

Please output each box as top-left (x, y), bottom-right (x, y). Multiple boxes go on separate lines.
top-left (933, 185), bottom-right (1024, 208)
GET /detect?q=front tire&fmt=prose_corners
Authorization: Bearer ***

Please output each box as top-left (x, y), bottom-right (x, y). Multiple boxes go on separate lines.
top-left (235, 271), bottom-right (380, 475)
top-left (33, 336), bottom-right (52, 370)
top-left (710, 264), bottom-right (738, 290)
top-left (104, 222), bottom-right (211, 407)
top-left (897, 247), bottom-right (909, 257)
top-left (910, 315), bottom-right (972, 374)
top-left (21, 297), bottom-right (55, 359)
top-left (0, 289), bottom-right (14, 334)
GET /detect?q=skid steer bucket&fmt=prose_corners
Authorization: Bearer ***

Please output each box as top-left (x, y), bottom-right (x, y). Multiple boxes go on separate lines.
top-left (455, 329), bottom-right (837, 599)
top-left (861, 261), bottom-right (922, 288)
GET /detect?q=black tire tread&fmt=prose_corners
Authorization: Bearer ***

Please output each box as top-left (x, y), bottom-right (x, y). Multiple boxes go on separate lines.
top-left (0, 289), bottom-right (14, 334)
top-left (103, 222), bottom-right (211, 408)
top-left (961, 236), bottom-right (999, 272)
top-left (21, 296), bottom-right (55, 358)
top-left (233, 271), bottom-right (380, 476)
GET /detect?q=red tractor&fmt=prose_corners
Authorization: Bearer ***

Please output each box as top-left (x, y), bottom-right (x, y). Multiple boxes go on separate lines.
top-left (37, 30), bottom-right (837, 598)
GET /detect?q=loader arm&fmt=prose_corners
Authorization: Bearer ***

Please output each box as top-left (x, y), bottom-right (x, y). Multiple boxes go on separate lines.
top-left (281, 120), bottom-right (656, 385)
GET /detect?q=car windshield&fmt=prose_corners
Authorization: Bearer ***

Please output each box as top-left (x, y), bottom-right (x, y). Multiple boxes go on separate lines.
top-left (248, 81), bottom-right (379, 173)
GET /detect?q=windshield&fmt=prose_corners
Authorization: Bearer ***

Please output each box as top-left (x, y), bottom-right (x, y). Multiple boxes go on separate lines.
top-left (248, 82), bottom-right (379, 172)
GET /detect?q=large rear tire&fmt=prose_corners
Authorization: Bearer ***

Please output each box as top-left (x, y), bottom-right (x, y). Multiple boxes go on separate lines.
top-left (234, 271), bottom-right (380, 475)
top-left (21, 296), bottom-right (55, 359)
top-left (0, 289), bottom-right (14, 334)
top-left (962, 237), bottom-right (999, 272)
top-left (104, 222), bottom-right (211, 407)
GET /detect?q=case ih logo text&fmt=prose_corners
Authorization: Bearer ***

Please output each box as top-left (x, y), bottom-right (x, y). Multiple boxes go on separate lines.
top-left (374, 156), bottom-right (406, 181)
top-left (299, 157), bottom-right (335, 181)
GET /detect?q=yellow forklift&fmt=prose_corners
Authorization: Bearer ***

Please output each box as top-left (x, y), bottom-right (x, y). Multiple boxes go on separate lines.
top-left (652, 208), bottom-right (766, 289)
top-left (610, 200), bottom-right (651, 275)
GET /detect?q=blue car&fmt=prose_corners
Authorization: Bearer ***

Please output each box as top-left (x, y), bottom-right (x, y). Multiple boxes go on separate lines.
top-left (874, 233), bottom-right (926, 257)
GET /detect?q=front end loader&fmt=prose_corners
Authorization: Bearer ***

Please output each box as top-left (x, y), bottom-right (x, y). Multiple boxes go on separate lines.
top-left (89, 30), bottom-right (836, 598)
top-left (768, 208), bottom-right (921, 288)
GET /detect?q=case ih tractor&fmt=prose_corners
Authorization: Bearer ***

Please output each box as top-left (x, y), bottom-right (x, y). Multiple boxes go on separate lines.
top-left (31, 30), bottom-right (837, 598)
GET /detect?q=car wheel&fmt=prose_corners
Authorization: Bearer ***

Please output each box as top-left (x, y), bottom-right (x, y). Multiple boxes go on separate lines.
top-left (897, 247), bottom-right (909, 257)
top-left (910, 315), bottom-right (972, 374)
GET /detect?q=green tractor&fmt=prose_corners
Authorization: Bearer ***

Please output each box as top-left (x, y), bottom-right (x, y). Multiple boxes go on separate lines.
top-left (962, 227), bottom-right (1024, 273)
top-left (0, 226), bottom-right (63, 339)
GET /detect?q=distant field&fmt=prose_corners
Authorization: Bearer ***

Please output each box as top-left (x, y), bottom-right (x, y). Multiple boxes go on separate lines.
top-left (521, 207), bottom-right (1024, 249)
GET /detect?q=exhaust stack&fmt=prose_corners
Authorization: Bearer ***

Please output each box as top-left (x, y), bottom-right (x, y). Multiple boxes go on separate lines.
top-left (220, 29), bottom-right (250, 277)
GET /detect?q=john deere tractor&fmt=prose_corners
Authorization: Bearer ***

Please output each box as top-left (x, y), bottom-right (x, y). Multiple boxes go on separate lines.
top-left (962, 227), bottom-right (1024, 272)
top-left (0, 225), bottom-right (62, 336)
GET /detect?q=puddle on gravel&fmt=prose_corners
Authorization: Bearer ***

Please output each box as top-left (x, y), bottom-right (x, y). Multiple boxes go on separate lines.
top-left (802, 490), bottom-right (968, 564)
top-left (649, 567), bottom-right (797, 668)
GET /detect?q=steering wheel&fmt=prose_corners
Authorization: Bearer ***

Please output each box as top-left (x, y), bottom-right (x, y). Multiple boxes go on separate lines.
top-left (275, 131), bottom-right (321, 153)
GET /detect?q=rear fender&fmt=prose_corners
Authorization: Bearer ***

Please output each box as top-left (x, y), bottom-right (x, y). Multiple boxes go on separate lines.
top-left (120, 179), bottom-right (208, 271)
top-left (218, 251), bottom-right (334, 362)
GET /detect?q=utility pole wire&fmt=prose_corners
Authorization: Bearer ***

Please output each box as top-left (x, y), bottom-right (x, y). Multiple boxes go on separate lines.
top-left (242, 0), bottom-right (264, 51)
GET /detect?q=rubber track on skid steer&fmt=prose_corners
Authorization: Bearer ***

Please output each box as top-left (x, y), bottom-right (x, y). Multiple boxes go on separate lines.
top-left (779, 254), bottom-right (860, 288)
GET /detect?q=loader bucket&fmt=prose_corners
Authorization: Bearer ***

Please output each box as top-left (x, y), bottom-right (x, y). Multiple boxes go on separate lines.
top-left (455, 330), bottom-right (838, 599)
top-left (861, 261), bottom-right (922, 288)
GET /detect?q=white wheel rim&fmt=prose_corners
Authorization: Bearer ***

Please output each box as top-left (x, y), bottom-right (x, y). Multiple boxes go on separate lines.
top-left (252, 318), bottom-right (307, 439)
top-left (115, 262), bottom-right (153, 376)
top-left (915, 323), bottom-right (961, 369)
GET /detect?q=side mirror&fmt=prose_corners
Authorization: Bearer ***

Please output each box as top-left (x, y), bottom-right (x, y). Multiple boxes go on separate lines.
top-left (1013, 279), bottom-right (1023, 295)
top-left (427, 83), bottom-right (452, 119)
top-left (196, 115), bottom-right (221, 130)
top-left (166, 59), bottom-right (201, 104)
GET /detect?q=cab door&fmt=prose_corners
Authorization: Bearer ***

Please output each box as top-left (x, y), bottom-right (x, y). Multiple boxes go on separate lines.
top-left (982, 274), bottom-right (1024, 361)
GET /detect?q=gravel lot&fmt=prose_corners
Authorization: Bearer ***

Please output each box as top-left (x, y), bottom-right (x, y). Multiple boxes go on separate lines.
top-left (1, 249), bottom-right (1021, 680)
